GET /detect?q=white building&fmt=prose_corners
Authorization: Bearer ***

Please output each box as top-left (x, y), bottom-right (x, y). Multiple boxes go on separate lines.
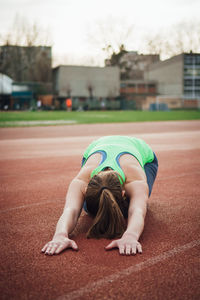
top-left (144, 53), bottom-right (200, 99)
top-left (53, 65), bottom-right (120, 99)
top-left (0, 73), bottom-right (13, 95)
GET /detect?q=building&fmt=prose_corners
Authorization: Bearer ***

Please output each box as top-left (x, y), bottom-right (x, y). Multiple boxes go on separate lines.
top-left (105, 51), bottom-right (160, 80)
top-left (0, 45), bottom-right (53, 109)
top-left (144, 53), bottom-right (200, 108)
top-left (0, 73), bottom-right (13, 94)
top-left (11, 82), bottom-right (34, 110)
top-left (119, 52), bottom-right (160, 80)
top-left (0, 45), bottom-right (52, 83)
top-left (53, 65), bottom-right (120, 110)
top-left (120, 79), bottom-right (157, 109)
top-left (0, 73), bottom-right (13, 109)
top-left (105, 51), bottom-right (160, 109)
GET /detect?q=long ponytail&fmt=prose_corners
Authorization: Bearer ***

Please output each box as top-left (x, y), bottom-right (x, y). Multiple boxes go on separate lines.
top-left (85, 172), bottom-right (126, 239)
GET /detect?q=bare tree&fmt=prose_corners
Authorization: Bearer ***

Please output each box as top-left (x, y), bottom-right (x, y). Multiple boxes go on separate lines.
top-left (0, 15), bottom-right (52, 83)
top-left (87, 82), bottom-right (94, 100)
top-left (141, 33), bottom-right (164, 56)
top-left (167, 21), bottom-right (200, 56)
top-left (0, 14), bottom-right (52, 47)
top-left (142, 20), bottom-right (200, 59)
top-left (86, 16), bottom-right (135, 62)
top-left (66, 84), bottom-right (72, 98)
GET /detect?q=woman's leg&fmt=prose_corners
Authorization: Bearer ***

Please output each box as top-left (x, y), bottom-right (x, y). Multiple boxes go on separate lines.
top-left (83, 201), bottom-right (88, 213)
top-left (144, 153), bottom-right (158, 197)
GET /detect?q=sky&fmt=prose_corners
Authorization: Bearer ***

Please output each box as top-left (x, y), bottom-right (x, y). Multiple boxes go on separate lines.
top-left (0, 0), bottom-right (200, 66)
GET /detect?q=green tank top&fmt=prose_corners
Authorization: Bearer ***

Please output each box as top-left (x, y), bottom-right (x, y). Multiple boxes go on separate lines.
top-left (82, 136), bottom-right (154, 184)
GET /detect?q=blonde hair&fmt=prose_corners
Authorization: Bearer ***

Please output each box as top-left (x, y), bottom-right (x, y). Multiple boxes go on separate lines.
top-left (85, 171), bottom-right (127, 239)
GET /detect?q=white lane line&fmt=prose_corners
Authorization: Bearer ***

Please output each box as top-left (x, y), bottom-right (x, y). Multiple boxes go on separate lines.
top-left (55, 239), bottom-right (200, 300)
top-left (0, 131), bottom-right (199, 144)
top-left (1, 120), bottom-right (77, 126)
top-left (0, 131), bottom-right (200, 161)
top-left (0, 199), bottom-right (63, 214)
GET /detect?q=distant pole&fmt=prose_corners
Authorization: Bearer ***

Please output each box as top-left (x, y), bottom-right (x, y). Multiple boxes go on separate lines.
top-left (192, 57), bottom-right (196, 99)
top-left (156, 96), bottom-right (159, 111)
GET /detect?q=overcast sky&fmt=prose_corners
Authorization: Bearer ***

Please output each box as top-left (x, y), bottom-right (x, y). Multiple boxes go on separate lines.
top-left (0, 0), bottom-right (200, 66)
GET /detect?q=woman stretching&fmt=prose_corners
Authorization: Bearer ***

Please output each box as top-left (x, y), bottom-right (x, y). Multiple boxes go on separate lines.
top-left (41, 136), bottom-right (158, 256)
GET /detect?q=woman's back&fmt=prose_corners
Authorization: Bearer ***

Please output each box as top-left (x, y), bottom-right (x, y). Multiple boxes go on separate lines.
top-left (81, 136), bottom-right (153, 184)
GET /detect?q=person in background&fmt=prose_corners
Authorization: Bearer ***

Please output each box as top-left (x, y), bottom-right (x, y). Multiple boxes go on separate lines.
top-left (66, 98), bottom-right (72, 111)
top-left (37, 99), bottom-right (42, 110)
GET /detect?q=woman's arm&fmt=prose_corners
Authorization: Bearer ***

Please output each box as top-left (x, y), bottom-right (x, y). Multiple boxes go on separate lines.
top-left (123, 180), bottom-right (148, 239)
top-left (54, 177), bottom-right (87, 236)
top-left (105, 180), bottom-right (148, 255)
top-left (41, 170), bottom-right (89, 255)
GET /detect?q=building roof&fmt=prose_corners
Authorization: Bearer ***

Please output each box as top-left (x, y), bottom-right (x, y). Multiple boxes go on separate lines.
top-left (146, 52), bottom-right (200, 71)
top-left (146, 54), bottom-right (184, 71)
top-left (53, 65), bottom-right (119, 71)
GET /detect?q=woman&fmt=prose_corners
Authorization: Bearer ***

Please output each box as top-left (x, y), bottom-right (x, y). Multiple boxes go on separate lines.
top-left (41, 136), bottom-right (158, 256)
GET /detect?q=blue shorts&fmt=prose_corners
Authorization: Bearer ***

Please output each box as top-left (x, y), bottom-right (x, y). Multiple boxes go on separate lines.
top-left (144, 153), bottom-right (158, 197)
top-left (83, 153), bottom-right (158, 214)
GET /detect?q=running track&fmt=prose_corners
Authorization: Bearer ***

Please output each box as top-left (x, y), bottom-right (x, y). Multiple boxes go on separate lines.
top-left (0, 120), bottom-right (200, 300)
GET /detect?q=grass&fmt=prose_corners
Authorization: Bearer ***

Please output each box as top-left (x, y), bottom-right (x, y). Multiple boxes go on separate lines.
top-left (0, 110), bottom-right (200, 127)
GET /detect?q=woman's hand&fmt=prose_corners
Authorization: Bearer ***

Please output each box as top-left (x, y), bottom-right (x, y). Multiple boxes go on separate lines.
top-left (105, 233), bottom-right (142, 256)
top-left (41, 234), bottom-right (78, 255)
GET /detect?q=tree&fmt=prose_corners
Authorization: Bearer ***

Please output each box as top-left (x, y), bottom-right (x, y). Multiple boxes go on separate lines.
top-left (87, 83), bottom-right (94, 100)
top-left (142, 20), bottom-right (200, 59)
top-left (0, 14), bottom-right (52, 47)
top-left (86, 16), bottom-right (135, 65)
top-left (0, 15), bottom-right (52, 83)
top-left (66, 84), bottom-right (72, 98)
top-left (107, 44), bottom-right (128, 66)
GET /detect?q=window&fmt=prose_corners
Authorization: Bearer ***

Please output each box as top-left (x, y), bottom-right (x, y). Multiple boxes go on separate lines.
top-left (120, 83), bottom-right (127, 88)
top-left (184, 79), bottom-right (193, 86)
top-left (184, 55), bottom-right (194, 65)
top-left (195, 79), bottom-right (200, 86)
top-left (184, 54), bottom-right (200, 66)
top-left (148, 84), bottom-right (155, 88)
top-left (195, 69), bottom-right (200, 76)
top-left (184, 90), bottom-right (193, 96)
top-left (184, 68), bottom-right (200, 77)
top-left (138, 84), bottom-right (145, 89)
top-left (184, 68), bottom-right (193, 76)
top-left (195, 56), bottom-right (200, 65)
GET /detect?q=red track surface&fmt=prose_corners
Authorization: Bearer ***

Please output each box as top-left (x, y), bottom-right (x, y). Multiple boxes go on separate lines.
top-left (0, 120), bottom-right (200, 300)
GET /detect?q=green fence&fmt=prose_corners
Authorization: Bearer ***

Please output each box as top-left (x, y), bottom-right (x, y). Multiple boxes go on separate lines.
top-left (71, 98), bottom-right (136, 111)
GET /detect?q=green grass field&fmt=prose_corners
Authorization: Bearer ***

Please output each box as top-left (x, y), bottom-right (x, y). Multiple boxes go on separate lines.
top-left (0, 110), bottom-right (199, 127)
